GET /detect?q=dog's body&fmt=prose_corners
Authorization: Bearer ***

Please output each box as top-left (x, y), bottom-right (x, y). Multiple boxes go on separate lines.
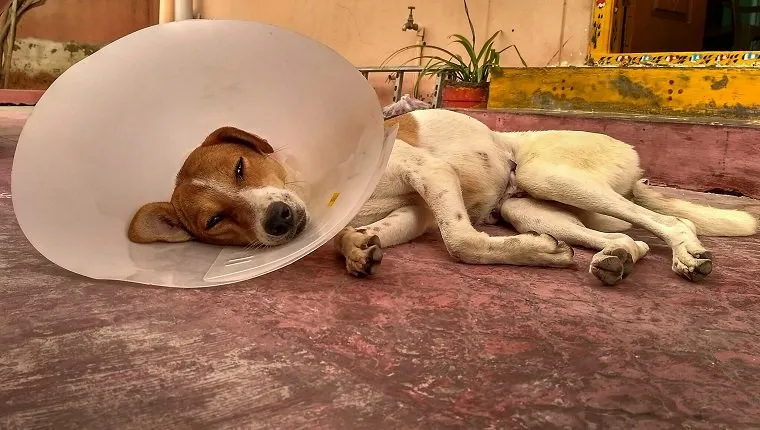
top-left (333, 109), bottom-right (757, 284)
top-left (129, 109), bottom-right (757, 285)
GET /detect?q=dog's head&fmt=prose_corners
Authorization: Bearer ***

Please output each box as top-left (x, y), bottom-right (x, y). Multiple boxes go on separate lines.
top-left (128, 126), bottom-right (308, 247)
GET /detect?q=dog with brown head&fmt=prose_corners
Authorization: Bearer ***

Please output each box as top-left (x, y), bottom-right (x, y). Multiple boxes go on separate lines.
top-left (128, 126), bottom-right (308, 248)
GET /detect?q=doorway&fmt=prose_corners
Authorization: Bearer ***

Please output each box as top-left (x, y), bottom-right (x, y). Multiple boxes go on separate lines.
top-left (615, 0), bottom-right (760, 53)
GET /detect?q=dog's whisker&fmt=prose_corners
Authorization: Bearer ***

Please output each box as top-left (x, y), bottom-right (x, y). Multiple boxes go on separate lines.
top-left (265, 146), bottom-right (290, 159)
top-left (242, 240), bottom-right (263, 253)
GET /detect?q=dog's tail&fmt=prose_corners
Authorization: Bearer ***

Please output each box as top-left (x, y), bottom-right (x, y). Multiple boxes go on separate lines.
top-left (631, 180), bottom-right (757, 237)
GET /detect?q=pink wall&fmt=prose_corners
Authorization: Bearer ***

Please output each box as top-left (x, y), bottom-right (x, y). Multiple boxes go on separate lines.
top-left (200, 0), bottom-right (593, 105)
top-left (16, 0), bottom-right (158, 45)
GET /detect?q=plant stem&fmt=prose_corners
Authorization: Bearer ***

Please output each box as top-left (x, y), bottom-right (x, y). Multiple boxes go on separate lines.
top-left (0, 0), bottom-right (46, 86)
top-left (463, 0), bottom-right (475, 50)
top-left (3, 0), bottom-right (18, 89)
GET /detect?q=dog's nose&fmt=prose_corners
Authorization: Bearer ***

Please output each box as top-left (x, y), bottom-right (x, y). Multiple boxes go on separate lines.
top-left (263, 202), bottom-right (294, 236)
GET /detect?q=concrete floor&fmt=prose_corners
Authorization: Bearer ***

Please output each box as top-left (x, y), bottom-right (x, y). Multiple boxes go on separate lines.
top-left (2, 110), bottom-right (760, 429)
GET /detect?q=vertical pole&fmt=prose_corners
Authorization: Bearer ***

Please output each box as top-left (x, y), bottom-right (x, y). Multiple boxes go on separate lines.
top-left (174, 0), bottom-right (193, 21)
top-left (394, 71), bottom-right (404, 102)
top-left (432, 74), bottom-right (443, 108)
top-left (192, 0), bottom-right (202, 18)
top-left (159, 0), bottom-right (175, 24)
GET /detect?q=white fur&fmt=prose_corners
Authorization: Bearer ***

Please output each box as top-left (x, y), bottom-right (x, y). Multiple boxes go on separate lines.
top-left (334, 109), bottom-right (758, 285)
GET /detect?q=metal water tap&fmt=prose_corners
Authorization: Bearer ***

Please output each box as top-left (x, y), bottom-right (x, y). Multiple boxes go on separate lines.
top-left (402, 6), bottom-right (419, 31)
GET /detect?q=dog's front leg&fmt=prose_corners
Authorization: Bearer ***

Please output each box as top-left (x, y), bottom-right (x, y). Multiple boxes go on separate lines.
top-left (333, 205), bottom-right (433, 277)
top-left (393, 143), bottom-right (574, 268)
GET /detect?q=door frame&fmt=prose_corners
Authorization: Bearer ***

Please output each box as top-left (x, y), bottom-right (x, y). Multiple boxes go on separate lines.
top-left (587, 0), bottom-right (760, 67)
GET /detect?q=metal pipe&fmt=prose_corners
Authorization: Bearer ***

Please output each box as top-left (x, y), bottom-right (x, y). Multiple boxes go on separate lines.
top-left (393, 72), bottom-right (405, 102)
top-left (174, 0), bottom-right (193, 21)
top-left (416, 27), bottom-right (425, 66)
top-left (159, 0), bottom-right (174, 23)
top-left (356, 66), bottom-right (442, 108)
top-left (193, 0), bottom-right (202, 18)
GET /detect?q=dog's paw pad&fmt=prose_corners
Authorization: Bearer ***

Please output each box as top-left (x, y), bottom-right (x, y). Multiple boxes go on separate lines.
top-left (672, 249), bottom-right (713, 282)
top-left (347, 241), bottom-right (384, 277)
top-left (602, 246), bottom-right (634, 279)
top-left (590, 252), bottom-right (626, 286)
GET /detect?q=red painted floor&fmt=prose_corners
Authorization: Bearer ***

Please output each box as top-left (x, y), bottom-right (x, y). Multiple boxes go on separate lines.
top-left (1, 110), bottom-right (760, 428)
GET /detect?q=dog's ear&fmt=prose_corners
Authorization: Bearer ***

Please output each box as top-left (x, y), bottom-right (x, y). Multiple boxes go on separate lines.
top-left (128, 202), bottom-right (193, 243)
top-left (201, 126), bottom-right (274, 154)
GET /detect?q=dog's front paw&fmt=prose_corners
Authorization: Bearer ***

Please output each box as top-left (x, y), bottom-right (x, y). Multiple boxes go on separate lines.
top-left (334, 227), bottom-right (384, 277)
top-left (524, 231), bottom-right (575, 267)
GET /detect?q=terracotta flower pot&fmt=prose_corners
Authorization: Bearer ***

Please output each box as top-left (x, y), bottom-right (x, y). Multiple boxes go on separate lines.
top-left (439, 80), bottom-right (489, 109)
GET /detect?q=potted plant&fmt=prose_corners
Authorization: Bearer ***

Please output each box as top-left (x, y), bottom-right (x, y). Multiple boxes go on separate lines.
top-left (382, 0), bottom-right (526, 109)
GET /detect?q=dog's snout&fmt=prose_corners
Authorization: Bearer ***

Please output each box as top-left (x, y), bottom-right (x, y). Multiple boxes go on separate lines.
top-left (263, 201), bottom-right (294, 236)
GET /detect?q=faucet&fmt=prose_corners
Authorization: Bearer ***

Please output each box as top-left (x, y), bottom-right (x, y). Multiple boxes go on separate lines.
top-left (402, 6), bottom-right (419, 31)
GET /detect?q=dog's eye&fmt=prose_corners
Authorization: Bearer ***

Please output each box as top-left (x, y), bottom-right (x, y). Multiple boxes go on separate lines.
top-left (206, 214), bottom-right (224, 230)
top-left (234, 157), bottom-right (244, 180)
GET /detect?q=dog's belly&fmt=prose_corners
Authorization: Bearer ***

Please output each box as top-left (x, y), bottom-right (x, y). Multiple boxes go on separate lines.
top-left (427, 147), bottom-right (517, 225)
top-left (514, 130), bottom-right (642, 195)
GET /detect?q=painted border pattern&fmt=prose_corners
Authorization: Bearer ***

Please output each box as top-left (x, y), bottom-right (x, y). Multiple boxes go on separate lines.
top-left (588, 51), bottom-right (760, 67)
top-left (586, 0), bottom-right (760, 68)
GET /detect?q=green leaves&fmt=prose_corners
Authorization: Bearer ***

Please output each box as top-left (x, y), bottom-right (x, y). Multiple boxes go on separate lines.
top-left (379, 0), bottom-right (527, 98)
top-left (381, 30), bottom-right (527, 87)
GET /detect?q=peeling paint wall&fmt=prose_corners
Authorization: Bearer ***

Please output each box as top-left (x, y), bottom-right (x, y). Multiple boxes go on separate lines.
top-left (16, 0), bottom-right (158, 45)
top-left (5, 0), bottom-right (156, 90)
top-left (489, 67), bottom-right (760, 121)
top-left (7, 37), bottom-right (101, 90)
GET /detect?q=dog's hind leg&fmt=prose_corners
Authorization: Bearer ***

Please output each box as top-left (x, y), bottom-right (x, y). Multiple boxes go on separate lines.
top-left (501, 197), bottom-right (650, 286)
top-left (334, 205), bottom-right (432, 277)
top-left (391, 142), bottom-right (574, 268)
top-left (516, 165), bottom-right (713, 282)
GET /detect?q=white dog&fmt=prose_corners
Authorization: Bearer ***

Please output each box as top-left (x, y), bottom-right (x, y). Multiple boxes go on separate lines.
top-left (129, 109), bottom-right (757, 286)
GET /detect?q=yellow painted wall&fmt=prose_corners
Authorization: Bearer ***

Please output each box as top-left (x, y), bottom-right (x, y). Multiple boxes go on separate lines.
top-left (488, 67), bottom-right (760, 121)
top-left (200, 0), bottom-right (592, 104)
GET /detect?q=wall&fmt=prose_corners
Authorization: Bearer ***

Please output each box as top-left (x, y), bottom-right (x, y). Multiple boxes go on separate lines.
top-left (200, 0), bottom-right (593, 104)
top-left (7, 37), bottom-right (97, 90)
top-left (4, 0), bottom-right (158, 89)
top-left (16, 0), bottom-right (158, 45)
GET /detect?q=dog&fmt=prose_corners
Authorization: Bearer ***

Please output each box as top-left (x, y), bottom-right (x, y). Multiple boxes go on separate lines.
top-left (127, 126), bottom-right (309, 248)
top-left (128, 109), bottom-right (757, 286)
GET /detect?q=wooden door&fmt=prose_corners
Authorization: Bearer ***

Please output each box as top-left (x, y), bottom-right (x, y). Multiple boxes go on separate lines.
top-left (622, 0), bottom-right (708, 52)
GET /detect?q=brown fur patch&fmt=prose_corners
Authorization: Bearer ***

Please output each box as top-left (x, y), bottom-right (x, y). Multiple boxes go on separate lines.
top-left (384, 113), bottom-right (420, 147)
top-left (128, 127), bottom-right (291, 246)
top-left (169, 143), bottom-right (288, 245)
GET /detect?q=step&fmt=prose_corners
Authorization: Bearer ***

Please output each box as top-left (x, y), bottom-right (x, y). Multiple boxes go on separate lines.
top-left (456, 108), bottom-right (760, 200)
top-left (488, 67), bottom-right (760, 123)
top-left (0, 90), bottom-right (44, 106)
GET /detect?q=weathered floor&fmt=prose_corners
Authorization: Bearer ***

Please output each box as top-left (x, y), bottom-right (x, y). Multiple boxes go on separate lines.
top-left (1, 109), bottom-right (760, 429)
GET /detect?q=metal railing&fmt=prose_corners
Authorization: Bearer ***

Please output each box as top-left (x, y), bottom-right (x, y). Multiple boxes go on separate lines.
top-left (357, 66), bottom-right (443, 108)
